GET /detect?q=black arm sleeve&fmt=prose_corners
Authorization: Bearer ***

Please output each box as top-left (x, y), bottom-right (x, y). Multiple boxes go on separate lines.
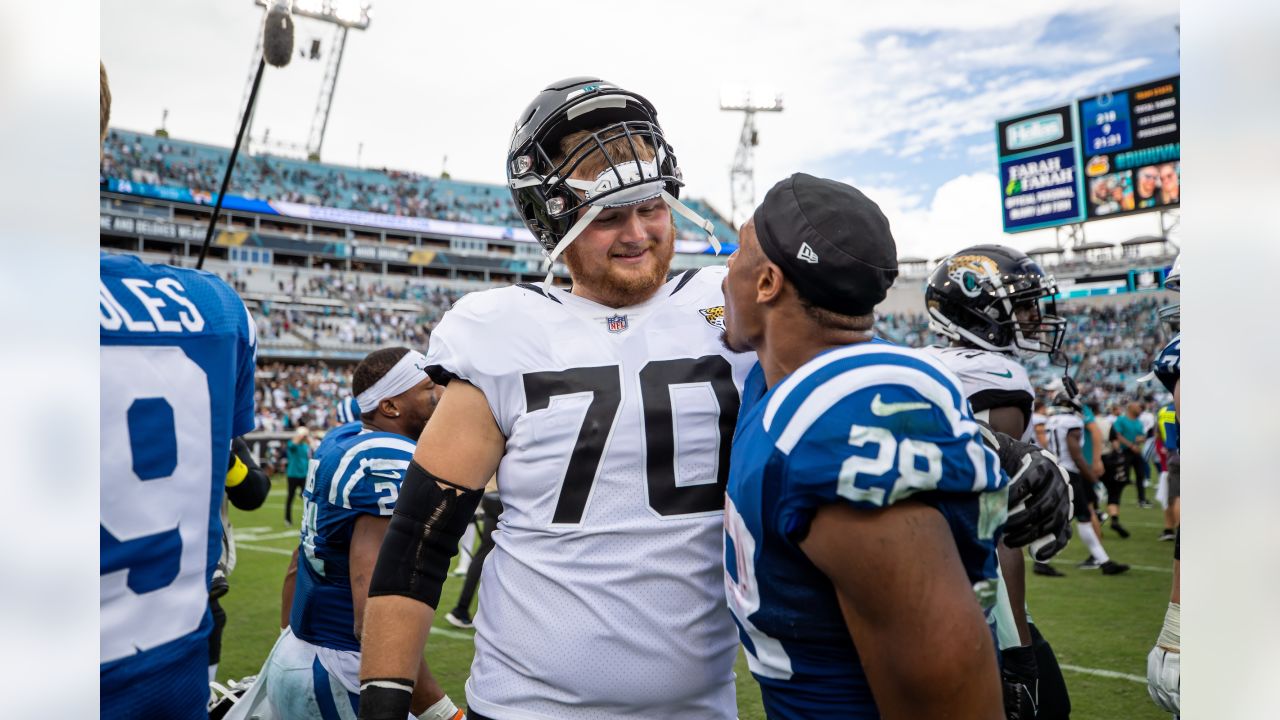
top-left (227, 436), bottom-right (272, 510)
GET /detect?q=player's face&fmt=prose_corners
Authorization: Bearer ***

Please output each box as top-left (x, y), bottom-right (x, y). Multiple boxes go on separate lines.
top-left (721, 219), bottom-right (763, 353)
top-left (562, 196), bottom-right (675, 307)
top-left (398, 375), bottom-right (439, 441)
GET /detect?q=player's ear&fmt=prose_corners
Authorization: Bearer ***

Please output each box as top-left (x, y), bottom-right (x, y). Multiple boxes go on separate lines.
top-left (756, 262), bottom-right (784, 304)
top-left (379, 398), bottom-right (402, 419)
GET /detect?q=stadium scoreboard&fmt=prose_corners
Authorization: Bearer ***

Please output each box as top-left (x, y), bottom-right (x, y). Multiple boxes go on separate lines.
top-left (997, 75), bottom-right (1179, 233)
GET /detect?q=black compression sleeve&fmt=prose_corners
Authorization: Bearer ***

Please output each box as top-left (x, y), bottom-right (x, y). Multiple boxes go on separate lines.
top-left (368, 460), bottom-right (483, 608)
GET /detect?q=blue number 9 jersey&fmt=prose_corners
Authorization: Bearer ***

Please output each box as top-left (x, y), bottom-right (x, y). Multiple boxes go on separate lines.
top-left (724, 342), bottom-right (1008, 719)
top-left (100, 254), bottom-right (256, 720)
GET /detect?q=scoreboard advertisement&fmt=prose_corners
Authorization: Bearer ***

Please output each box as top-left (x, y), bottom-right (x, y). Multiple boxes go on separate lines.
top-left (996, 75), bottom-right (1179, 233)
top-left (996, 105), bottom-right (1083, 232)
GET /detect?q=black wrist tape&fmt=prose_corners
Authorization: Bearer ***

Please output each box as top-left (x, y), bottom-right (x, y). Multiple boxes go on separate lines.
top-left (358, 678), bottom-right (414, 720)
top-left (368, 460), bottom-right (484, 608)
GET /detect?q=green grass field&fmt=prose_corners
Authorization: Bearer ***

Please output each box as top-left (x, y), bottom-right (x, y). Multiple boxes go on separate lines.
top-left (220, 480), bottom-right (1175, 719)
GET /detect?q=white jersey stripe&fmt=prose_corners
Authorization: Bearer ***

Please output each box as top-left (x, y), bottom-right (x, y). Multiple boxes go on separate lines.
top-left (774, 363), bottom-right (970, 454)
top-left (328, 436), bottom-right (417, 505)
top-left (340, 458), bottom-right (410, 509)
top-left (764, 343), bottom-right (965, 433)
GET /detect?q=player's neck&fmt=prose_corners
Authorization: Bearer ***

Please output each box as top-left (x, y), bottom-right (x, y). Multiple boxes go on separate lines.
top-left (759, 314), bottom-right (872, 388)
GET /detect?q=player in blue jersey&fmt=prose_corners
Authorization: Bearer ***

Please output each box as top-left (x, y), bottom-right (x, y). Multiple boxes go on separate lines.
top-left (719, 173), bottom-right (1068, 719)
top-left (100, 253), bottom-right (258, 719)
top-left (1148, 254), bottom-right (1181, 716)
top-left (226, 347), bottom-right (462, 720)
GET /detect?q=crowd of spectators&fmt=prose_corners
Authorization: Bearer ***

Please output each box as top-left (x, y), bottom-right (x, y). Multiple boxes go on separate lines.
top-left (101, 129), bottom-right (738, 242)
top-left (253, 361), bottom-right (352, 434)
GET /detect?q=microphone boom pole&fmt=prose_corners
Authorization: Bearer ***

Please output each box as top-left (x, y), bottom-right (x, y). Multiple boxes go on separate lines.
top-left (196, 56), bottom-right (265, 270)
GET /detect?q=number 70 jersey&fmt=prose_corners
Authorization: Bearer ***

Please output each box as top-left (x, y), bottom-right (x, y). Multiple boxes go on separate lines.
top-left (424, 267), bottom-right (756, 720)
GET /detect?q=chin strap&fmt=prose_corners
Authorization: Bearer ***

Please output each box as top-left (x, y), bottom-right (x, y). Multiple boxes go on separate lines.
top-left (541, 191), bottom-right (721, 285)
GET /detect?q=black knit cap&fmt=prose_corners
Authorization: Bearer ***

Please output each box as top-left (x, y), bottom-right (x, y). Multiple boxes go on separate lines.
top-left (753, 173), bottom-right (898, 316)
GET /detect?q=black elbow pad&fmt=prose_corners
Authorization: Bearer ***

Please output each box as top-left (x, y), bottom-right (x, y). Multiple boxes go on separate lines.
top-left (368, 460), bottom-right (483, 609)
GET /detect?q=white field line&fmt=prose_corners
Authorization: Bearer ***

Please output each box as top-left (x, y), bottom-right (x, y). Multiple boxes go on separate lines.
top-left (1058, 664), bottom-right (1147, 684)
top-left (236, 543), bottom-right (294, 556)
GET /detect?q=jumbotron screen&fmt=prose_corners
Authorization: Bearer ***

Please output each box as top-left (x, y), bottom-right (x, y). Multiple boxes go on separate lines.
top-left (996, 74), bottom-right (1179, 233)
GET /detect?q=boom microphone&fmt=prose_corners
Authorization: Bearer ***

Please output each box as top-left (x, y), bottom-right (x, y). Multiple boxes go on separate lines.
top-left (263, 0), bottom-right (295, 68)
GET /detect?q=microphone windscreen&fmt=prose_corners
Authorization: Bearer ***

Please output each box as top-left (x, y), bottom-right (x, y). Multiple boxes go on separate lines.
top-left (263, 2), bottom-right (295, 68)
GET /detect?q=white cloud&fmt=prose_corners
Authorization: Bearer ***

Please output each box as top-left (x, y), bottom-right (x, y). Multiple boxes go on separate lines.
top-left (852, 172), bottom-right (1179, 263)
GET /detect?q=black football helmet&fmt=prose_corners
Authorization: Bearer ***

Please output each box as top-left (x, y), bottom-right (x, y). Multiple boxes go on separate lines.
top-left (506, 77), bottom-right (717, 269)
top-left (926, 244), bottom-right (1065, 355)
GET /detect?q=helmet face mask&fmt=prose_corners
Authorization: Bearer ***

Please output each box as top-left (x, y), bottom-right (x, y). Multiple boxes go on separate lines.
top-left (507, 79), bottom-right (684, 253)
top-left (507, 77), bottom-right (719, 281)
top-left (926, 245), bottom-right (1065, 356)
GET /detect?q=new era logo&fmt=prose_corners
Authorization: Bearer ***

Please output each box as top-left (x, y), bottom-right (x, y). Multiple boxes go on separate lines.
top-left (797, 242), bottom-right (819, 264)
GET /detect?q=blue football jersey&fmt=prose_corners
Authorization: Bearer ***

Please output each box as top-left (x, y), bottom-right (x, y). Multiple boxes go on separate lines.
top-left (1154, 334), bottom-right (1180, 394)
top-left (291, 427), bottom-right (415, 651)
top-left (100, 254), bottom-right (256, 720)
top-left (724, 343), bottom-right (1007, 719)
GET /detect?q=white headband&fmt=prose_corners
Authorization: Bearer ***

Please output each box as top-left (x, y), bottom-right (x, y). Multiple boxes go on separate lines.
top-left (356, 350), bottom-right (429, 414)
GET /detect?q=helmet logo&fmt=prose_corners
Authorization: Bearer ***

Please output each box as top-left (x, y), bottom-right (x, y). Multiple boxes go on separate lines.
top-left (946, 254), bottom-right (998, 298)
top-left (565, 83), bottom-right (616, 102)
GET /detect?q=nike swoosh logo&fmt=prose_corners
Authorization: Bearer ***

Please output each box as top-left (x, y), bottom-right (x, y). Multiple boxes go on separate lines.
top-left (870, 394), bottom-right (933, 417)
top-left (985, 370), bottom-right (1014, 378)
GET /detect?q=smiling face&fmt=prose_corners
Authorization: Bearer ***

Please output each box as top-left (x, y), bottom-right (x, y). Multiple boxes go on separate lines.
top-left (560, 196), bottom-right (676, 307)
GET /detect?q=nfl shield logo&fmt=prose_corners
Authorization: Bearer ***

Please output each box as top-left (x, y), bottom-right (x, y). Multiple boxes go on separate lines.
top-left (606, 314), bottom-right (629, 333)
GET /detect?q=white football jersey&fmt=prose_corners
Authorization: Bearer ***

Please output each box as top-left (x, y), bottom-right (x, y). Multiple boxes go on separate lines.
top-left (426, 267), bottom-right (754, 720)
top-left (920, 346), bottom-right (1035, 441)
top-left (1045, 412), bottom-right (1085, 473)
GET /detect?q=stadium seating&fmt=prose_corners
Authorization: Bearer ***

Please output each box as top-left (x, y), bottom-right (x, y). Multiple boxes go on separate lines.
top-left (100, 129), bottom-right (738, 242)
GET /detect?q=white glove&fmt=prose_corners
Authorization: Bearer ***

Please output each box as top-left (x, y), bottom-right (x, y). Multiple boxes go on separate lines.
top-left (1146, 602), bottom-right (1180, 714)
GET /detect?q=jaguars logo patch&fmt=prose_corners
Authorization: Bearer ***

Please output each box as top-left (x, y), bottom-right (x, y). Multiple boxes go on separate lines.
top-left (699, 306), bottom-right (725, 329)
top-left (946, 255), bottom-right (999, 298)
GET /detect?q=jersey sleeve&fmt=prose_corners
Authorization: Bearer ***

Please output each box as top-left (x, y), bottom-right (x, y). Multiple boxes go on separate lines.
top-left (1154, 335), bottom-right (1181, 394)
top-left (329, 435), bottom-right (416, 517)
top-left (232, 300), bottom-right (258, 437)
top-left (771, 377), bottom-right (1005, 544)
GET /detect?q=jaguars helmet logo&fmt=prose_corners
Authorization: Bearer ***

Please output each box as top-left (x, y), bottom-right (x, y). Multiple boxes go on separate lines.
top-left (946, 255), bottom-right (999, 298)
top-left (699, 306), bottom-right (725, 329)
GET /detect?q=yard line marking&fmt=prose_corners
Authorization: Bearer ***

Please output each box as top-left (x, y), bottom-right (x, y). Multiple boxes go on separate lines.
top-left (235, 530), bottom-right (301, 542)
top-left (430, 627), bottom-right (475, 643)
top-left (237, 543), bottom-right (295, 557)
top-left (1059, 664), bottom-right (1146, 684)
top-left (1129, 564), bottom-right (1173, 573)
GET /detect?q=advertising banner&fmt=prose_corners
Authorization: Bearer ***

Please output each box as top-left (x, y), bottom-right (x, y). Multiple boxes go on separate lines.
top-left (1078, 76), bottom-right (1180, 220)
top-left (995, 105), bottom-right (1084, 232)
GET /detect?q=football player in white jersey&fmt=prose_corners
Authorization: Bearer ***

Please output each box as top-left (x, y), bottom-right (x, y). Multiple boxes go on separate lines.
top-left (1044, 393), bottom-right (1129, 577)
top-left (923, 244), bottom-right (1076, 720)
top-left (358, 78), bottom-right (753, 720)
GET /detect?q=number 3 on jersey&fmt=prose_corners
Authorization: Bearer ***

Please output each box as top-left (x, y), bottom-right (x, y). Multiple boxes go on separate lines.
top-left (523, 355), bottom-right (740, 524)
top-left (100, 346), bottom-right (215, 664)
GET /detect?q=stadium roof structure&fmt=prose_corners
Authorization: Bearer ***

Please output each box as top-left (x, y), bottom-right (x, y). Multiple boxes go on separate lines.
top-left (1027, 246), bottom-right (1065, 255)
top-left (897, 256), bottom-right (929, 264)
top-left (1120, 235), bottom-right (1170, 247)
top-left (1074, 241), bottom-right (1117, 251)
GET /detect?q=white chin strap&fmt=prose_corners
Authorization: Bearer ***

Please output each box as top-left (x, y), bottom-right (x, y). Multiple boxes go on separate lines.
top-left (542, 159), bottom-right (721, 283)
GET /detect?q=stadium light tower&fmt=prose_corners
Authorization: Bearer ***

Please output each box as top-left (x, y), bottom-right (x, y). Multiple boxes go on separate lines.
top-left (720, 91), bottom-right (783, 229)
top-left (245, 0), bottom-right (372, 161)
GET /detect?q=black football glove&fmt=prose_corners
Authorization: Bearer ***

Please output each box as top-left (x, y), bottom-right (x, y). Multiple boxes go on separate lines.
top-left (1001, 644), bottom-right (1040, 720)
top-left (977, 423), bottom-right (1073, 561)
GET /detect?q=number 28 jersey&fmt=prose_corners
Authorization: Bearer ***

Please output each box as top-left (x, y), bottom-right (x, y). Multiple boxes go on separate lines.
top-left (724, 343), bottom-right (1007, 719)
top-left (100, 254), bottom-right (256, 720)
top-left (425, 268), bottom-right (756, 720)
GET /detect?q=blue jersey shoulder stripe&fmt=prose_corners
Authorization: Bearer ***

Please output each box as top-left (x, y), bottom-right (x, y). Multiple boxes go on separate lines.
top-left (327, 433), bottom-right (416, 508)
